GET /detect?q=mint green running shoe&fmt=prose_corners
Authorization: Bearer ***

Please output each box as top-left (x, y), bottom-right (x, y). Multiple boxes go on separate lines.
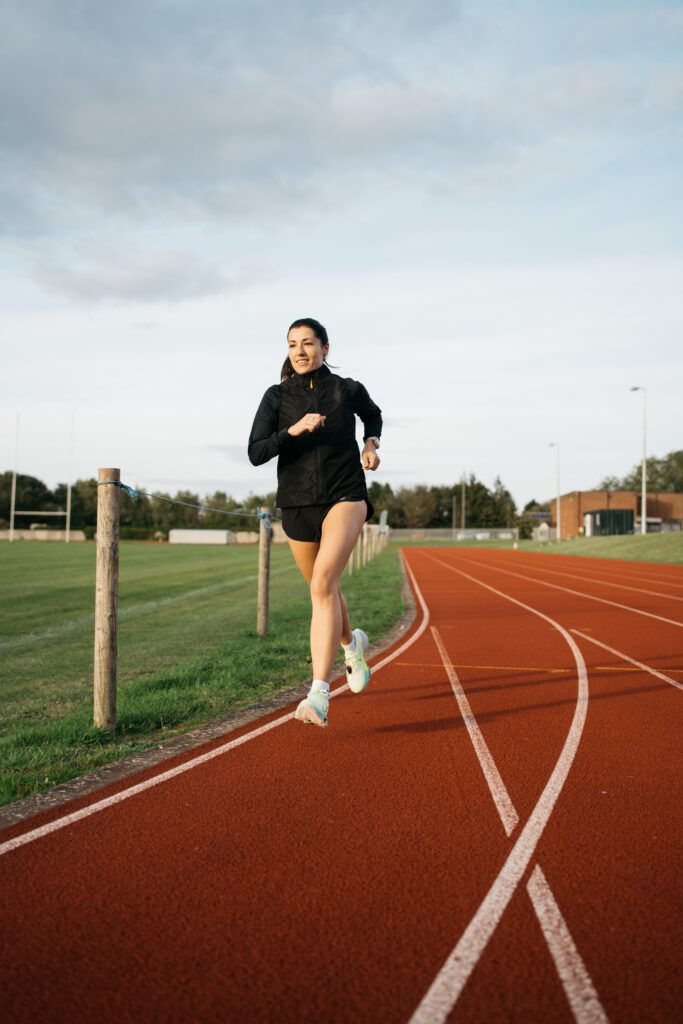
top-left (295, 686), bottom-right (329, 728)
top-left (345, 628), bottom-right (370, 693)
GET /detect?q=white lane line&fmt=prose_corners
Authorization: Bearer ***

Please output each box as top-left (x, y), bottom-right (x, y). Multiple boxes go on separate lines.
top-left (527, 865), bottom-right (609, 1024)
top-left (506, 563), bottom-right (683, 603)
top-left (0, 552), bottom-right (428, 858)
top-left (431, 622), bottom-right (608, 1024)
top-left (431, 626), bottom-right (518, 836)
top-left (512, 557), bottom-right (683, 592)
top-left (362, 553), bottom-right (431, 677)
top-left (409, 555), bottom-right (592, 1024)
top-left (456, 556), bottom-right (683, 630)
top-left (571, 631), bottom-right (683, 693)
top-left (0, 565), bottom-right (298, 652)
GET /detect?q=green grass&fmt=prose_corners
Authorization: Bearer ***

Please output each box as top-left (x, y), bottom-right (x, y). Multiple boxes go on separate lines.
top-left (511, 533), bottom-right (682, 562)
top-left (0, 541), bottom-right (404, 806)
top-left (392, 533), bottom-right (683, 562)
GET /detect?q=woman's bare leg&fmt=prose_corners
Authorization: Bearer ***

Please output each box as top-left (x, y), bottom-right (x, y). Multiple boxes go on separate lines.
top-left (309, 502), bottom-right (366, 681)
top-left (287, 538), bottom-right (352, 645)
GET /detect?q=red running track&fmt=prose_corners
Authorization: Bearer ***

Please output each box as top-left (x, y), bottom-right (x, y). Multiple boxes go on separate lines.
top-left (1, 548), bottom-right (681, 1023)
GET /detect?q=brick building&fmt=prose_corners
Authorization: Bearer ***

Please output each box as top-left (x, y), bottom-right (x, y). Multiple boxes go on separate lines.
top-left (550, 491), bottom-right (683, 539)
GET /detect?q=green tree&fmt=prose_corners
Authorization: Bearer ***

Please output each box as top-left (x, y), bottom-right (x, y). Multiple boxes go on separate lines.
top-left (398, 485), bottom-right (439, 528)
top-left (491, 476), bottom-right (517, 526)
top-left (597, 450), bottom-right (683, 492)
top-left (52, 477), bottom-right (99, 529)
top-left (0, 471), bottom-right (57, 527)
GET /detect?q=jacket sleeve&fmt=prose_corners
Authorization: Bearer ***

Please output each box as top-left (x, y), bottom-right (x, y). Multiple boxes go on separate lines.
top-left (247, 385), bottom-right (295, 466)
top-left (347, 379), bottom-right (383, 441)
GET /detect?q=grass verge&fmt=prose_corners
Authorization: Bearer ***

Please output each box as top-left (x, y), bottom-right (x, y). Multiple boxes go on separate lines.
top-left (1, 544), bottom-right (404, 806)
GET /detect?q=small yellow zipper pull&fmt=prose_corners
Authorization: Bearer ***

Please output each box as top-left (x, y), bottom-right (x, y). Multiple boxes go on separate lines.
top-left (309, 378), bottom-right (313, 389)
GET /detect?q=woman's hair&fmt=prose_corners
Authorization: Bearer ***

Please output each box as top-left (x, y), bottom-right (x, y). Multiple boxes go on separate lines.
top-left (281, 317), bottom-right (330, 381)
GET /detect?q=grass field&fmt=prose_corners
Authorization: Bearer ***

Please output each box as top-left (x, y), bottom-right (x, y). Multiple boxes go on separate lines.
top-left (0, 541), bottom-right (404, 806)
top-left (392, 533), bottom-right (683, 562)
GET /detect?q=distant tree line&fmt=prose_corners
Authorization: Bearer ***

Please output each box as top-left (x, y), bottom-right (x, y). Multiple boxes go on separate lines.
top-left (7, 454), bottom-right (676, 539)
top-left (0, 473), bottom-right (275, 539)
top-left (598, 449), bottom-right (682, 493)
top-left (367, 476), bottom-right (517, 529)
top-left (1, 471), bottom-right (520, 536)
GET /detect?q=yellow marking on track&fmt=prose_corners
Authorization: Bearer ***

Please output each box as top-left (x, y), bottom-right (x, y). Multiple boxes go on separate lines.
top-left (394, 660), bottom-right (683, 675)
top-left (394, 661), bottom-right (571, 673)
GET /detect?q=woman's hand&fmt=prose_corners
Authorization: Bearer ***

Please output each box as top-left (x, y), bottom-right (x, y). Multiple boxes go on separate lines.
top-left (362, 442), bottom-right (380, 471)
top-left (288, 413), bottom-right (327, 437)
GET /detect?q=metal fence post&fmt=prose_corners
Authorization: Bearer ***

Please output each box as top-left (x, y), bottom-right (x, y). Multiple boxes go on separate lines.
top-left (94, 467), bottom-right (119, 729)
top-left (257, 508), bottom-right (272, 636)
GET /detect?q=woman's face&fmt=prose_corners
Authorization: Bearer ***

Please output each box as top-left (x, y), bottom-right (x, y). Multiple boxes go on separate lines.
top-left (287, 326), bottom-right (329, 373)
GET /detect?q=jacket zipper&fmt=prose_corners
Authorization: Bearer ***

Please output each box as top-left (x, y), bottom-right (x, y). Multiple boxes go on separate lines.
top-left (310, 377), bottom-right (322, 500)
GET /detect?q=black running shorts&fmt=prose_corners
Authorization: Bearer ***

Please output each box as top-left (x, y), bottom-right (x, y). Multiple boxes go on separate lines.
top-left (281, 498), bottom-right (374, 543)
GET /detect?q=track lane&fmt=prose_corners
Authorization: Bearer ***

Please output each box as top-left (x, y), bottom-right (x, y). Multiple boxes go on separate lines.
top-left (414, 548), bottom-right (681, 1023)
top-left (504, 551), bottom-right (683, 591)
top-left (0, 555), bottom-right (516, 1023)
top-left (1, 548), bottom-right (680, 1023)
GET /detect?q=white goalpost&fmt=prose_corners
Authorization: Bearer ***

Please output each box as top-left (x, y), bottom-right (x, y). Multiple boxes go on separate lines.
top-left (8, 412), bottom-right (75, 543)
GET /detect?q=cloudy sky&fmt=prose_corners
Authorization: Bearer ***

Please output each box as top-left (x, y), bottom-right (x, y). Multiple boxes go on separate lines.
top-left (2, 0), bottom-right (681, 511)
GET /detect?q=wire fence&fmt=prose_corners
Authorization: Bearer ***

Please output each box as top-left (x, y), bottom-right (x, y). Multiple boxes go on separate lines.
top-left (93, 468), bottom-right (388, 729)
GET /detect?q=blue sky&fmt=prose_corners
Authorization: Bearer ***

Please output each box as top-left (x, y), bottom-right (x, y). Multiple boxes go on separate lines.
top-left (1, 0), bottom-right (681, 509)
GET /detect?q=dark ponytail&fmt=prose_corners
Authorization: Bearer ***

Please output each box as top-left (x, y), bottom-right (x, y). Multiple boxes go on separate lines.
top-left (281, 317), bottom-right (330, 381)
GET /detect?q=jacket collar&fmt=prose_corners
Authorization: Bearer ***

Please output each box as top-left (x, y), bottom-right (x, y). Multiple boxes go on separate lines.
top-left (289, 362), bottom-right (331, 388)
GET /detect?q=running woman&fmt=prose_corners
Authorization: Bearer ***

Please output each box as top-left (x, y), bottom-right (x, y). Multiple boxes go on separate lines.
top-left (248, 317), bottom-right (382, 728)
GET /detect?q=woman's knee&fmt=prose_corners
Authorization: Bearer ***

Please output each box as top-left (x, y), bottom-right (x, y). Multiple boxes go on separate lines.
top-left (310, 568), bottom-right (339, 602)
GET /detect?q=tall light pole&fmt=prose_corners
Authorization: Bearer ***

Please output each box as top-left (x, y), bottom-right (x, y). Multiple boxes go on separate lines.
top-left (549, 443), bottom-right (561, 540)
top-left (9, 413), bottom-right (20, 543)
top-left (630, 386), bottom-right (647, 535)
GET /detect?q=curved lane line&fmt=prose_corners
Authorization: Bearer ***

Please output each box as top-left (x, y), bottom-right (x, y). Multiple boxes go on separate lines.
top-left (496, 556), bottom-right (683, 592)
top-left (0, 553), bottom-right (429, 858)
top-left (456, 557), bottom-right (683, 629)
top-left (409, 554), bottom-right (591, 1024)
top-left (500, 562), bottom-right (683, 602)
top-left (431, 624), bottom-right (608, 1023)
top-left (527, 865), bottom-right (609, 1024)
top-left (571, 631), bottom-right (683, 693)
top-left (430, 626), bottom-right (518, 836)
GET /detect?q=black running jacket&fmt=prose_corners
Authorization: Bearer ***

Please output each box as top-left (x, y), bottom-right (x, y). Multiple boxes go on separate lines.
top-left (248, 363), bottom-right (382, 508)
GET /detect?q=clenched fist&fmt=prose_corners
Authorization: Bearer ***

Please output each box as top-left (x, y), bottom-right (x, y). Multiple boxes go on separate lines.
top-left (288, 413), bottom-right (327, 437)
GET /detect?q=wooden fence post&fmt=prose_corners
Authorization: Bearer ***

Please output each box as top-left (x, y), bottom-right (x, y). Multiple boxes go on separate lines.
top-left (257, 508), bottom-right (272, 636)
top-left (354, 532), bottom-right (362, 572)
top-left (362, 524), bottom-right (369, 567)
top-left (94, 467), bottom-right (119, 729)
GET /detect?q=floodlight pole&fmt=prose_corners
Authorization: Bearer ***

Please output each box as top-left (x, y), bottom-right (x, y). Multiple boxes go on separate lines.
top-left (549, 443), bottom-right (561, 540)
top-left (9, 413), bottom-right (19, 543)
top-left (630, 386), bottom-right (647, 535)
top-left (66, 412), bottom-right (74, 543)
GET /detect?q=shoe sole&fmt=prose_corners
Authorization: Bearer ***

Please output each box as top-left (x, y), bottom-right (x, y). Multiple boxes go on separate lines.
top-left (295, 702), bottom-right (328, 728)
top-left (346, 629), bottom-right (371, 694)
top-left (346, 668), bottom-right (370, 694)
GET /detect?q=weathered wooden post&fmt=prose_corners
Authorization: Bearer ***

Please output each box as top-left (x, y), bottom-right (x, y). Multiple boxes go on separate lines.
top-left (354, 532), bottom-right (362, 572)
top-left (257, 508), bottom-right (272, 636)
top-left (362, 524), bottom-right (369, 567)
top-left (94, 467), bottom-right (120, 729)
top-left (347, 549), bottom-right (354, 576)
